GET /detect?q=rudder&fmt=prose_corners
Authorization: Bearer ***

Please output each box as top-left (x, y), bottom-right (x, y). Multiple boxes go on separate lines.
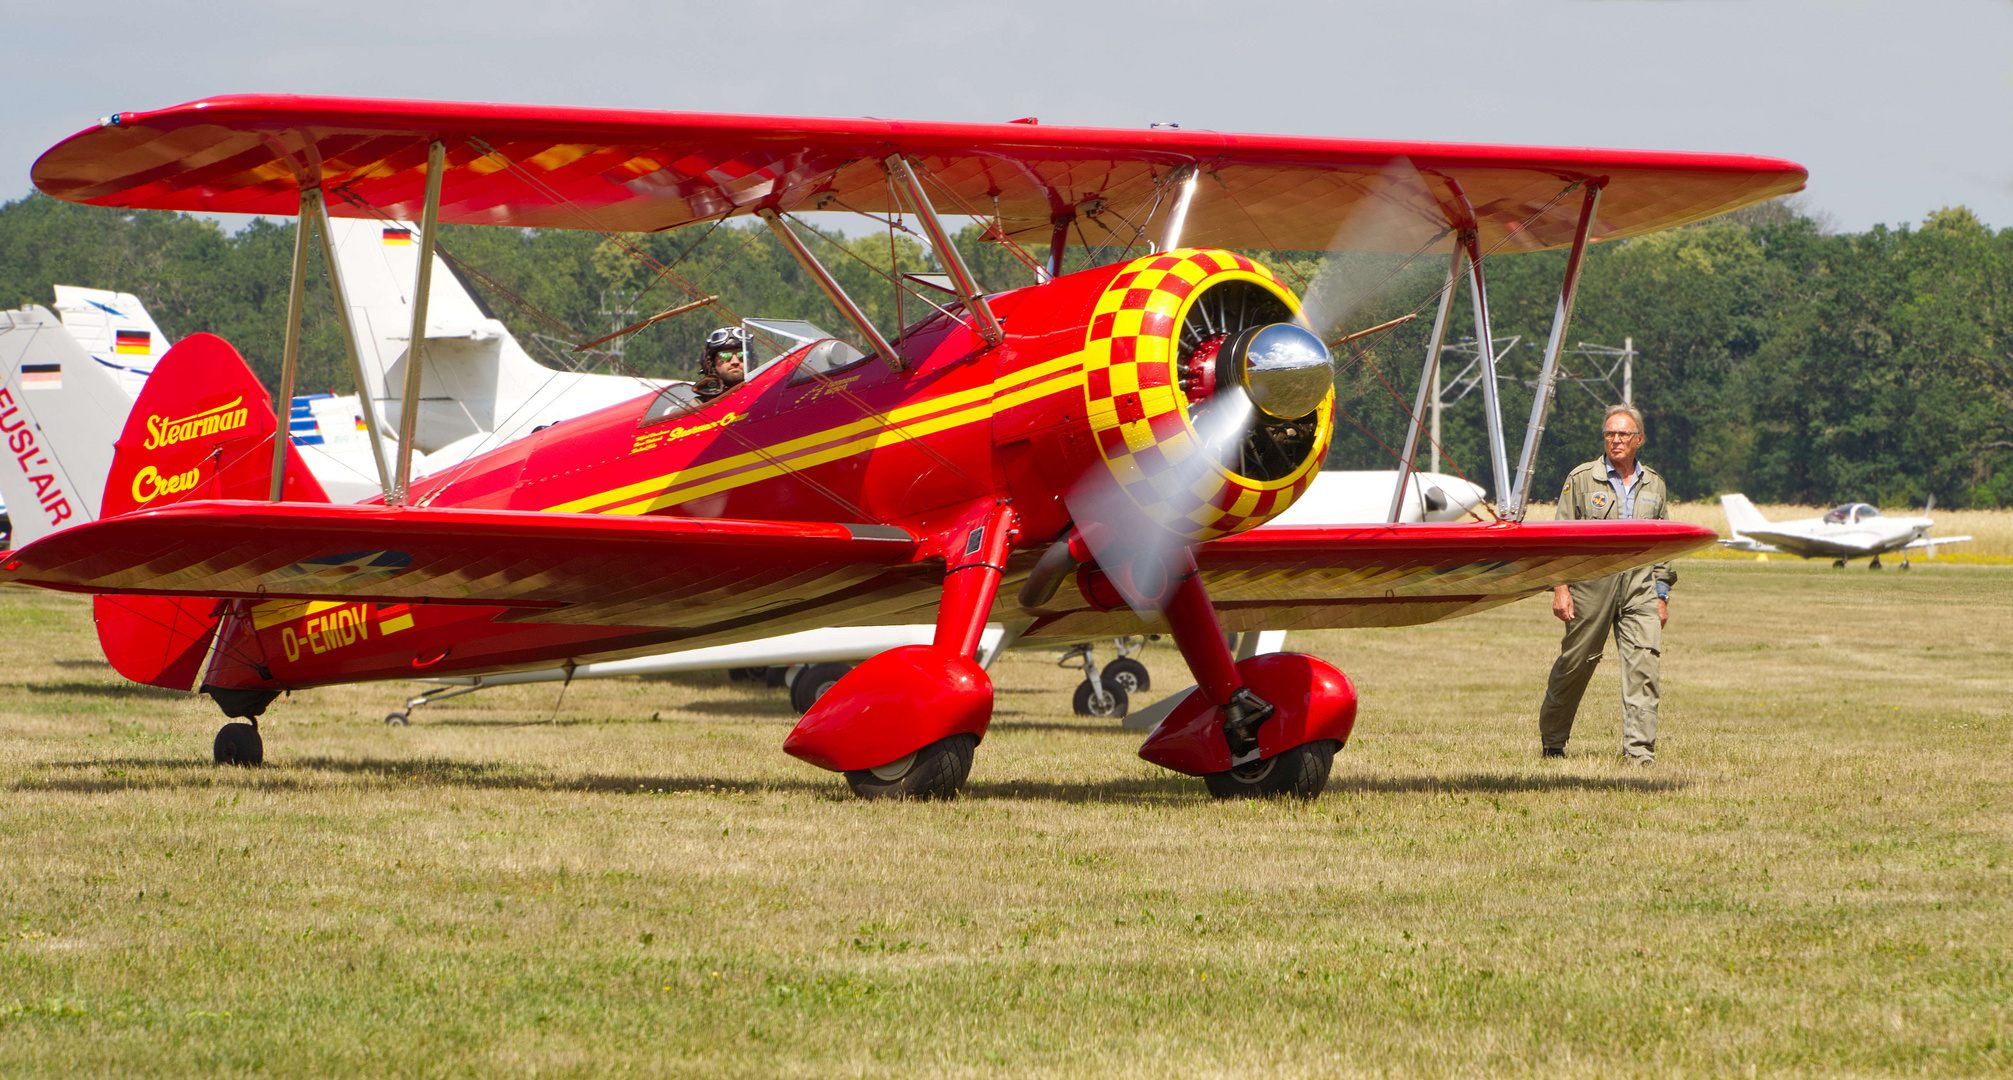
top-left (101, 331), bottom-right (328, 517)
top-left (1719, 493), bottom-right (1770, 539)
top-left (95, 333), bottom-right (328, 689)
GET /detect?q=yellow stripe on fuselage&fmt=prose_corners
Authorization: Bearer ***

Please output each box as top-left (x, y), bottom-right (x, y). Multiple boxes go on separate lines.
top-left (544, 353), bottom-right (1088, 516)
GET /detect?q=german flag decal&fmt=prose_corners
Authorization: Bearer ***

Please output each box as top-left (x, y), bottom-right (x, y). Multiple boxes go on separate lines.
top-left (382, 227), bottom-right (412, 245)
top-left (21, 362), bottom-right (60, 390)
top-left (114, 329), bottom-right (150, 354)
top-left (377, 603), bottom-right (415, 635)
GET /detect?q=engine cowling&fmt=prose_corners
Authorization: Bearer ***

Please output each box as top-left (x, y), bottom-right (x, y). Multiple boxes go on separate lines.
top-left (1072, 249), bottom-right (1334, 545)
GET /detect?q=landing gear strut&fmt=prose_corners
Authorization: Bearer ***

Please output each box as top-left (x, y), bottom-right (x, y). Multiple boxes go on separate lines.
top-left (384, 680), bottom-right (489, 725)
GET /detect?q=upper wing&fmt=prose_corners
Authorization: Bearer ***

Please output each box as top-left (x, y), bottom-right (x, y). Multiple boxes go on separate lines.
top-left (1019, 519), bottom-right (1716, 640)
top-left (34, 95), bottom-right (1805, 256)
top-left (0, 499), bottom-right (920, 628)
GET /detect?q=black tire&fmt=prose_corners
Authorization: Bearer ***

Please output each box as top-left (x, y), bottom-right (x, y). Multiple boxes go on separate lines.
top-left (790, 662), bottom-right (852, 715)
top-left (1103, 657), bottom-right (1151, 694)
top-left (727, 667), bottom-right (764, 682)
top-left (384, 712), bottom-right (409, 726)
top-left (1203, 739), bottom-right (1338, 800)
top-left (1071, 679), bottom-right (1129, 719)
top-left (764, 666), bottom-right (791, 689)
top-left (844, 734), bottom-right (976, 800)
top-left (213, 722), bottom-right (264, 766)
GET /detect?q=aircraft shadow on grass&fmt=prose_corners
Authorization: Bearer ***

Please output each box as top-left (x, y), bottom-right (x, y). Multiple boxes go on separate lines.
top-left (22, 756), bottom-right (1686, 801)
top-left (1329, 772), bottom-right (1688, 796)
top-left (15, 680), bottom-right (193, 701)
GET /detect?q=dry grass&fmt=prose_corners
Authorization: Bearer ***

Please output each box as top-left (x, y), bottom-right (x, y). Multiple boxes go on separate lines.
top-left (1524, 502), bottom-right (2013, 562)
top-left (2, 560), bottom-right (2010, 1077)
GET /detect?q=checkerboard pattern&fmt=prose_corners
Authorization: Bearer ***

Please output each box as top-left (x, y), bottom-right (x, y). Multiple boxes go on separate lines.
top-left (1078, 249), bottom-right (1333, 542)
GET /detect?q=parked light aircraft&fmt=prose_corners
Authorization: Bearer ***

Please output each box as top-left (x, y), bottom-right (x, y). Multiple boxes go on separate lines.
top-left (2, 95), bottom-right (1786, 799)
top-left (1720, 493), bottom-right (1968, 569)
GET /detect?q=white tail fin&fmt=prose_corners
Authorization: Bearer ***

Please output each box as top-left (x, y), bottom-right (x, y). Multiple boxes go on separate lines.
top-left (1719, 493), bottom-right (1771, 539)
top-left (325, 217), bottom-right (661, 458)
top-left (0, 304), bottom-right (140, 545)
top-left (51, 286), bottom-right (170, 397)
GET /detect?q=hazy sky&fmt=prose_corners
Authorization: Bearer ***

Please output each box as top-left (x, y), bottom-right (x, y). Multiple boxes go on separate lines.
top-left (3, 0), bottom-right (2008, 232)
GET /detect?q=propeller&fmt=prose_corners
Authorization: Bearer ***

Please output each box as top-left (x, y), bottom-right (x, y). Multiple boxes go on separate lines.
top-left (1294, 157), bottom-right (1444, 341)
top-left (1065, 320), bottom-right (1332, 616)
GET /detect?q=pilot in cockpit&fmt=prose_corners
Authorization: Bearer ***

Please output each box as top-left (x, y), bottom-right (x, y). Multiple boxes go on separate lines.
top-left (695, 326), bottom-right (751, 401)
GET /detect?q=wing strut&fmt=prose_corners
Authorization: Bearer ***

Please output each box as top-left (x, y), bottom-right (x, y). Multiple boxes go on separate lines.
top-left (1387, 246), bottom-right (1465, 523)
top-left (1505, 183), bottom-right (1602, 520)
top-left (758, 209), bottom-right (900, 368)
top-left (1463, 229), bottom-right (1512, 509)
top-left (390, 140), bottom-right (445, 506)
top-left (267, 187), bottom-right (316, 501)
top-left (884, 157), bottom-right (1004, 346)
top-left (1159, 166), bottom-right (1200, 252)
top-left (307, 190), bottom-right (393, 493)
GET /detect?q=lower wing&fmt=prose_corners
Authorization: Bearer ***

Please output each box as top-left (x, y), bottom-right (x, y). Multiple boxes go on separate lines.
top-left (0, 500), bottom-right (920, 629)
top-left (1017, 519), bottom-right (1716, 640)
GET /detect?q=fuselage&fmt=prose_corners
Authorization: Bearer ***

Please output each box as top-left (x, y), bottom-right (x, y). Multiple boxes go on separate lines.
top-left (206, 250), bottom-right (1332, 691)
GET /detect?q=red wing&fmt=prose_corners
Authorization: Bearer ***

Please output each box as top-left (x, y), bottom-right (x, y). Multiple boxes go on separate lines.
top-left (35, 95), bottom-right (1804, 255)
top-left (0, 500), bottom-right (920, 628)
top-left (1019, 519), bottom-right (1714, 640)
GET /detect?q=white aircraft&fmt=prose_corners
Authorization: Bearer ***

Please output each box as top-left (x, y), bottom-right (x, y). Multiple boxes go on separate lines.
top-left (0, 287), bottom-right (172, 545)
top-left (1720, 493), bottom-right (1970, 569)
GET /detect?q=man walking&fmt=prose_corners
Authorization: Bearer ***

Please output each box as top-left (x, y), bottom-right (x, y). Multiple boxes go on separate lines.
top-left (1539, 404), bottom-right (1676, 763)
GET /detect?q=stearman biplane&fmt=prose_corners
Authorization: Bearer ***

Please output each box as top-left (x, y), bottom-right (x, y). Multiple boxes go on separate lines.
top-left (2, 96), bottom-right (1800, 798)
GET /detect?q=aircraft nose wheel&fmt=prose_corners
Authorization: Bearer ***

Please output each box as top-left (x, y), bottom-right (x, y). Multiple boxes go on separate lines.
top-left (1202, 739), bottom-right (1339, 799)
top-left (213, 722), bottom-right (264, 766)
top-left (843, 733), bottom-right (977, 800)
top-left (1072, 679), bottom-right (1130, 718)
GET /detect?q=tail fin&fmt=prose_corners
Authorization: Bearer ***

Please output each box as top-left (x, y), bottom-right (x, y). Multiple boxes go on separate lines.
top-left (1719, 493), bottom-right (1770, 539)
top-left (95, 333), bottom-right (328, 690)
top-left (0, 303), bottom-right (136, 545)
top-left (101, 332), bottom-right (328, 517)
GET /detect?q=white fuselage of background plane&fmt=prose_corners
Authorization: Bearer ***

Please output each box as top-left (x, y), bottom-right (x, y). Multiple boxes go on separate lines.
top-left (1719, 493), bottom-right (1968, 563)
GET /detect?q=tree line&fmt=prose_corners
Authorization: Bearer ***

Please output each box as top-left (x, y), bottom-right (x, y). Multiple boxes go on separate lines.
top-left (1, 192), bottom-right (2005, 507)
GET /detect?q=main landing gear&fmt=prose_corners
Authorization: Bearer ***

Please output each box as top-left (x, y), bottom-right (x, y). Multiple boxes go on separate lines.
top-left (781, 502), bottom-right (1018, 799)
top-left (1123, 557), bottom-right (1358, 800)
top-left (842, 733), bottom-right (977, 800)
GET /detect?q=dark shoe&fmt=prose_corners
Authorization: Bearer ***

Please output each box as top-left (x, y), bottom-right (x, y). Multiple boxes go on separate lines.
top-left (1541, 747), bottom-right (1566, 759)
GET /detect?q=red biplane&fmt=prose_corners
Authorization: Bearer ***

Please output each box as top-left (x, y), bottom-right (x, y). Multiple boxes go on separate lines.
top-left (2, 96), bottom-right (1800, 798)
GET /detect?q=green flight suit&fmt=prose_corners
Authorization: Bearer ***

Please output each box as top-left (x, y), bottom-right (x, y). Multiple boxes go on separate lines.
top-left (1539, 457), bottom-right (1678, 762)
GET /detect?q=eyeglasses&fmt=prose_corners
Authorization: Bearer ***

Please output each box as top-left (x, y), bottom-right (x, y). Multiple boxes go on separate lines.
top-left (1603, 431), bottom-right (1640, 440)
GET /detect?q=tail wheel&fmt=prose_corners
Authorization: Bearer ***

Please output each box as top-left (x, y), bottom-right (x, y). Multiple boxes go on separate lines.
top-left (844, 734), bottom-right (977, 800)
top-left (1203, 739), bottom-right (1338, 800)
top-left (1103, 657), bottom-right (1151, 694)
top-left (1072, 680), bottom-right (1129, 718)
top-left (213, 722), bottom-right (264, 766)
top-left (789, 663), bottom-right (852, 715)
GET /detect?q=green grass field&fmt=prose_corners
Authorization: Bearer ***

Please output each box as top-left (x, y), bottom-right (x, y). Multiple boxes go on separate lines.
top-left (3, 559), bottom-right (2009, 1077)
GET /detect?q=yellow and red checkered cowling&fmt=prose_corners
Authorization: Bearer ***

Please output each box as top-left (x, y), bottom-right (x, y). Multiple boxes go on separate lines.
top-left (1077, 249), bottom-right (1333, 543)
